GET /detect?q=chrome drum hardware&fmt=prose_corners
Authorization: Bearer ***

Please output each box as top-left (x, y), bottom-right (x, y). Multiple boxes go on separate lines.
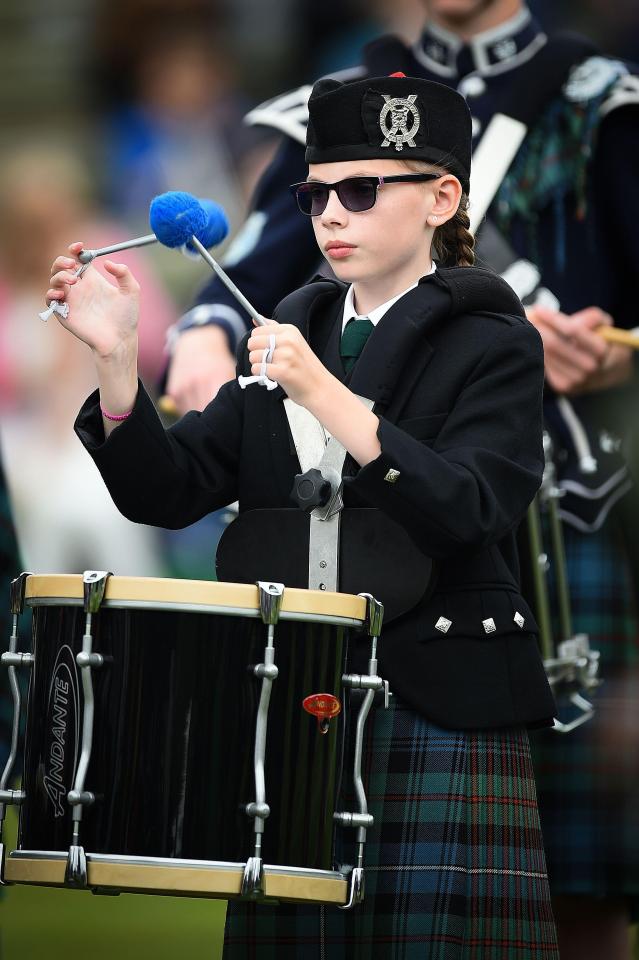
top-left (0, 572), bottom-right (33, 884)
top-left (65, 570), bottom-right (110, 887)
top-left (241, 582), bottom-right (284, 898)
top-left (335, 594), bottom-right (387, 909)
top-left (527, 433), bottom-right (601, 733)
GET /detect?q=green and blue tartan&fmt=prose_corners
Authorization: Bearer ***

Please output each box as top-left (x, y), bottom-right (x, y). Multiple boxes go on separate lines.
top-left (224, 697), bottom-right (558, 959)
top-left (530, 515), bottom-right (639, 914)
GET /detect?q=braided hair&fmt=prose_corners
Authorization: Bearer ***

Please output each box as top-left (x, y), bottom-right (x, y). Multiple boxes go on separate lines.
top-left (401, 159), bottom-right (475, 267)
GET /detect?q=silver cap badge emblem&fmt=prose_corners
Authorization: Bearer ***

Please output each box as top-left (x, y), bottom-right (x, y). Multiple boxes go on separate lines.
top-left (379, 95), bottom-right (420, 152)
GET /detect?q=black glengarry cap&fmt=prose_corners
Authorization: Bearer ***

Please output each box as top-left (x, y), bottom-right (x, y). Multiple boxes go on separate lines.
top-left (305, 73), bottom-right (472, 193)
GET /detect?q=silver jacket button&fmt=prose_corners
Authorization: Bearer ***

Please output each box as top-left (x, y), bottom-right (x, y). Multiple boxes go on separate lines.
top-left (458, 75), bottom-right (486, 98)
top-left (384, 468), bottom-right (401, 483)
top-left (435, 616), bottom-right (452, 634)
top-left (482, 617), bottom-right (497, 634)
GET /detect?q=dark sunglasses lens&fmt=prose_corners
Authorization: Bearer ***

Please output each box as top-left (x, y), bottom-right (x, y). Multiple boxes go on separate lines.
top-left (296, 184), bottom-right (329, 216)
top-left (339, 179), bottom-right (377, 212)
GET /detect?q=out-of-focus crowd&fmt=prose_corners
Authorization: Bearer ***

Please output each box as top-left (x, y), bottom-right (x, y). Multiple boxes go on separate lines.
top-left (0, 0), bottom-right (636, 582)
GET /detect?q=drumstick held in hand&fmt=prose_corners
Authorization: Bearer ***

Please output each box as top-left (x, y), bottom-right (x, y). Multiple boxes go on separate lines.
top-left (597, 326), bottom-right (639, 350)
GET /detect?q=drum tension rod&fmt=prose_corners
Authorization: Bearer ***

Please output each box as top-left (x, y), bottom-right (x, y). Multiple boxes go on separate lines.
top-left (0, 572), bottom-right (33, 885)
top-left (241, 582), bottom-right (285, 900)
top-left (65, 570), bottom-right (111, 890)
top-left (335, 594), bottom-right (387, 910)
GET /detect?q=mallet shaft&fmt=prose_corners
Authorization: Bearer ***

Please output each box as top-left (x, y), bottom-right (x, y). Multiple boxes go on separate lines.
top-left (79, 234), bottom-right (157, 263)
top-left (189, 236), bottom-right (266, 326)
top-left (598, 326), bottom-right (639, 350)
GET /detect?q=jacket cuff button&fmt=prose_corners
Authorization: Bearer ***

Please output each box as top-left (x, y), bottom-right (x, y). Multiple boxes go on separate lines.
top-left (384, 468), bottom-right (400, 483)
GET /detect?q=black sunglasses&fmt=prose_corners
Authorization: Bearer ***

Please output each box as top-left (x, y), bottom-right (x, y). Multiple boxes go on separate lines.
top-left (290, 174), bottom-right (442, 217)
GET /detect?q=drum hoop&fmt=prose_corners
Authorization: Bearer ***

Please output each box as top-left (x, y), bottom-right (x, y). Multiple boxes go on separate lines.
top-left (7, 850), bottom-right (349, 904)
top-left (25, 596), bottom-right (363, 628)
top-left (23, 575), bottom-right (367, 624)
top-left (9, 848), bottom-right (347, 880)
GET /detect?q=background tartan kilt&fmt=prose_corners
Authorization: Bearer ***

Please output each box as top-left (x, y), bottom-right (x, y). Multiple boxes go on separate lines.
top-left (224, 695), bottom-right (558, 959)
top-left (530, 513), bottom-right (639, 914)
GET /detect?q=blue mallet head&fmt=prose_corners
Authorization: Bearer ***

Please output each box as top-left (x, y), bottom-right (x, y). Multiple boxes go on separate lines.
top-left (185, 199), bottom-right (229, 253)
top-left (149, 191), bottom-right (207, 248)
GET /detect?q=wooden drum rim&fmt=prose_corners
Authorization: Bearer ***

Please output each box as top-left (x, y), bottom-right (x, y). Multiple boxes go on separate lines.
top-left (23, 574), bottom-right (368, 623)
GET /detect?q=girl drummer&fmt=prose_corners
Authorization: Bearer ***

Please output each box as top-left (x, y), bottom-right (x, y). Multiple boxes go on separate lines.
top-left (46, 73), bottom-right (558, 958)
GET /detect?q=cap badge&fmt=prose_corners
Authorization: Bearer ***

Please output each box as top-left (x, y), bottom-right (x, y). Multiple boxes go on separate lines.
top-left (379, 94), bottom-right (420, 152)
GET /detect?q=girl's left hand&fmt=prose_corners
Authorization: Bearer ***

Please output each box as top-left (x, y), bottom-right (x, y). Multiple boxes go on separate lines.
top-left (247, 323), bottom-right (332, 406)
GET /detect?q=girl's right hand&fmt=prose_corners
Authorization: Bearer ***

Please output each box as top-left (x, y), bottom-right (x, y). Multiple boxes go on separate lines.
top-left (46, 241), bottom-right (140, 361)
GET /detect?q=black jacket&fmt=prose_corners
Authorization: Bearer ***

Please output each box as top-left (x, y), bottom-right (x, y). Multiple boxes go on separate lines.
top-left (76, 267), bottom-right (555, 730)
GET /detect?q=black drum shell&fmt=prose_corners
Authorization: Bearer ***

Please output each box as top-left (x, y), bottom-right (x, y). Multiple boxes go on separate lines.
top-left (19, 603), bottom-right (350, 871)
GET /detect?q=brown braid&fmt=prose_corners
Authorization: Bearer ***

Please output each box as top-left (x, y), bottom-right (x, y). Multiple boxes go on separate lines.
top-left (432, 193), bottom-right (475, 267)
top-left (400, 159), bottom-right (475, 267)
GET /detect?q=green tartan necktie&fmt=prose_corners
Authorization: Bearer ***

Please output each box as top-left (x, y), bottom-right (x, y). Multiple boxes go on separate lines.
top-left (340, 316), bottom-right (374, 374)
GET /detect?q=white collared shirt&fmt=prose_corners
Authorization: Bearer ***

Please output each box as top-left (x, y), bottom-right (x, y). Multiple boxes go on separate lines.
top-left (340, 262), bottom-right (437, 333)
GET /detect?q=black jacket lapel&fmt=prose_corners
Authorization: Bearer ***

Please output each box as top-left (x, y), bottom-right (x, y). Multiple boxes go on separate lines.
top-left (312, 294), bottom-right (348, 381)
top-left (348, 272), bottom-right (453, 415)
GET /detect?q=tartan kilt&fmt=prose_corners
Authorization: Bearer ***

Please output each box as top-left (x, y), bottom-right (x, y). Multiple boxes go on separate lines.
top-left (224, 696), bottom-right (558, 959)
top-left (530, 514), bottom-right (639, 911)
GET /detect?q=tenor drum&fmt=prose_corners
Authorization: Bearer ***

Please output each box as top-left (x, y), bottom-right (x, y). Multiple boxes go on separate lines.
top-left (3, 574), bottom-right (372, 905)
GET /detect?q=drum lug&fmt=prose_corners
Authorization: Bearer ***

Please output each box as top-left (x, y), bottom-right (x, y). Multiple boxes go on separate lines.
top-left (0, 841), bottom-right (14, 886)
top-left (65, 843), bottom-right (88, 888)
top-left (68, 790), bottom-right (95, 807)
top-left (0, 789), bottom-right (25, 805)
top-left (240, 583), bottom-right (284, 897)
top-left (343, 674), bottom-right (391, 708)
top-left (359, 594), bottom-right (384, 640)
top-left (257, 581), bottom-right (285, 626)
top-left (1, 651), bottom-right (33, 668)
top-left (0, 572), bottom-right (34, 860)
top-left (335, 596), bottom-right (386, 909)
top-left (64, 571), bottom-right (111, 878)
top-left (339, 866), bottom-right (365, 910)
top-left (252, 663), bottom-right (278, 680)
top-left (76, 652), bottom-right (104, 669)
top-left (82, 570), bottom-right (110, 614)
top-left (9, 572), bottom-right (31, 616)
top-left (245, 802), bottom-right (270, 820)
top-left (333, 812), bottom-right (373, 830)
top-left (240, 856), bottom-right (265, 898)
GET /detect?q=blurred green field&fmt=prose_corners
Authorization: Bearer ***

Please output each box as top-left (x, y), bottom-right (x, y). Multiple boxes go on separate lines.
top-left (0, 804), bottom-right (226, 960)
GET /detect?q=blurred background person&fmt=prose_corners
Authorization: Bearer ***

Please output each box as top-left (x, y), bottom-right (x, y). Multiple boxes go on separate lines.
top-left (0, 143), bottom-right (175, 575)
top-left (91, 2), bottom-right (278, 303)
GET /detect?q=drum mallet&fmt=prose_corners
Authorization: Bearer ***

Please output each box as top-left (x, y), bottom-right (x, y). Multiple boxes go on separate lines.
top-left (149, 196), bottom-right (275, 415)
top-left (39, 192), bottom-right (229, 323)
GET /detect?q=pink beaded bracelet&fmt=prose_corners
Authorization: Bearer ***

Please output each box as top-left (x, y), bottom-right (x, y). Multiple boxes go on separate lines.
top-left (100, 404), bottom-right (133, 422)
